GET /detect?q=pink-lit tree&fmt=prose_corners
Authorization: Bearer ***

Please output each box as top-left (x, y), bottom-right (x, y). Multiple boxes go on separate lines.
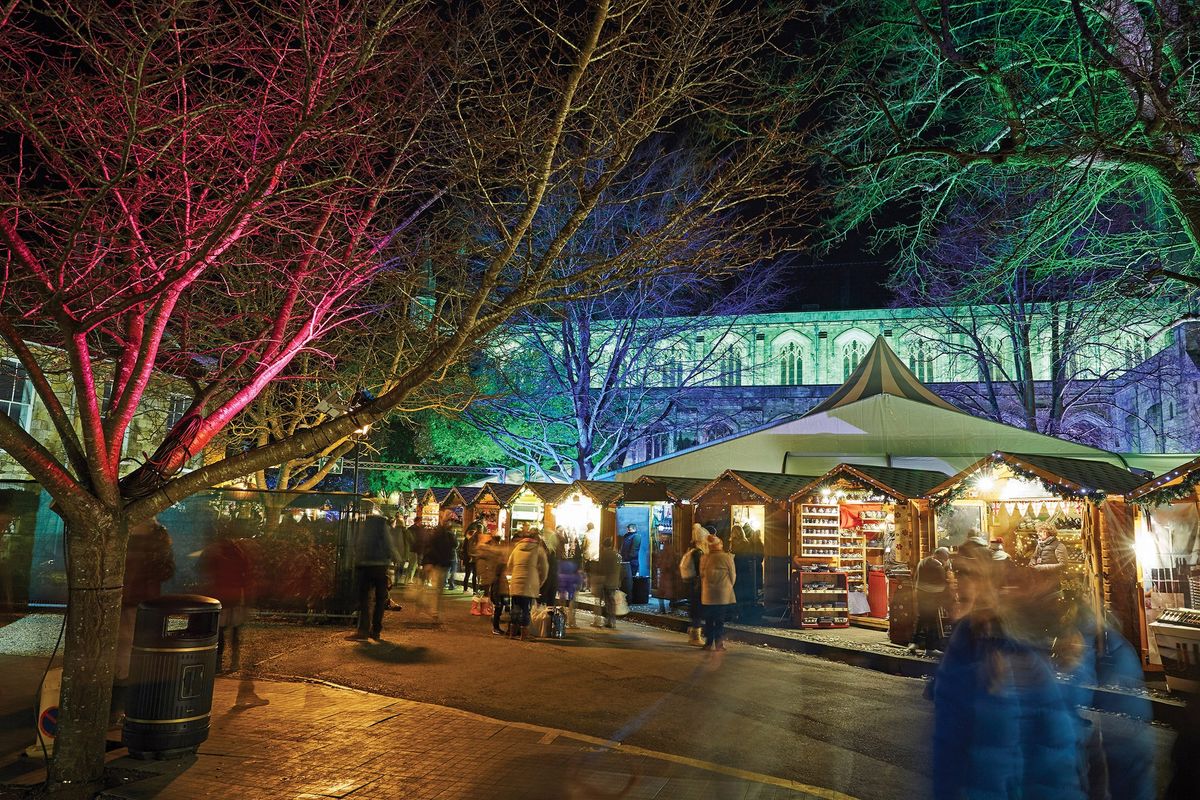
top-left (0, 1), bottom-right (809, 793)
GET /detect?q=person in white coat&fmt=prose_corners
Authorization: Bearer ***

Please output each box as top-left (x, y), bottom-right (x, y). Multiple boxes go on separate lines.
top-left (505, 532), bottom-right (549, 640)
top-left (699, 535), bottom-right (736, 651)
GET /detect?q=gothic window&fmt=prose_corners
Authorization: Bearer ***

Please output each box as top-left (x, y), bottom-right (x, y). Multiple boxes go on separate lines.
top-left (841, 339), bottom-right (866, 380)
top-left (719, 347), bottom-right (742, 387)
top-left (0, 359), bottom-right (33, 429)
top-left (778, 341), bottom-right (803, 385)
top-left (907, 339), bottom-right (935, 383)
top-left (645, 432), bottom-right (669, 460)
top-left (166, 393), bottom-right (191, 430)
top-left (1125, 414), bottom-right (1141, 451)
top-left (704, 422), bottom-right (734, 442)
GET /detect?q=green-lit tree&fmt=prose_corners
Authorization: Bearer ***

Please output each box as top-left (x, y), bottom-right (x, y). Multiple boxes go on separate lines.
top-left (817, 0), bottom-right (1200, 289)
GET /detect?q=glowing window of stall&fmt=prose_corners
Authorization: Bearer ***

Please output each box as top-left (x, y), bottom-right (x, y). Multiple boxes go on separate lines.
top-left (731, 504), bottom-right (765, 537)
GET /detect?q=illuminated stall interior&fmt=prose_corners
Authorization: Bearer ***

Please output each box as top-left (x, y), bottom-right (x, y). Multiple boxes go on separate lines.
top-left (927, 452), bottom-right (1147, 650)
top-left (442, 486), bottom-right (479, 531)
top-left (1129, 456), bottom-right (1200, 674)
top-left (625, 476), bottom-right (709, 600)
top-left (521, 482), bottom-right (574, 538)
top-left (790, 464), bottom-right (946, 621)
top-left (556, 481), bottom-right (626, 561)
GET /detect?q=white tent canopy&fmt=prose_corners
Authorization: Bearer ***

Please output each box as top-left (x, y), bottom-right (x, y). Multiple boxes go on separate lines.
top-left (611, 336), bottom-right (1140, 482)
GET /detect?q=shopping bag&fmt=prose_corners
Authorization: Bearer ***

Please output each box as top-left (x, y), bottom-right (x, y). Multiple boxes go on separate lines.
top-left (470, 595), bottom-right (483, 616)
top-left (481, 599), bottom-right (495, 617)
top-left (613, 590), bottom-right (630, 617)
top-left (530, 603), bottom-right (550, 637)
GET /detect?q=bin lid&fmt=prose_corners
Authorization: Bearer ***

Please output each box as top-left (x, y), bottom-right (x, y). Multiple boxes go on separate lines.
top-left (138, 594), bottom-right (222, 614)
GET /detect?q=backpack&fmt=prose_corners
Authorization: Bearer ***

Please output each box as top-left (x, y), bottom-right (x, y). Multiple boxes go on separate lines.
top-left (679, 547), bottom-right (701, 580)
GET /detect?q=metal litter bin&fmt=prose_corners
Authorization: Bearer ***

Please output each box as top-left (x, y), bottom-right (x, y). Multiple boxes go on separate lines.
top-left (123, 595), bottom-right (221, 759)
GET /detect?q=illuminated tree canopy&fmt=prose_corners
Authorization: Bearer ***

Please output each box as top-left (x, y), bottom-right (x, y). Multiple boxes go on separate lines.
top-left (817, 0), bottom-right (1200, 288)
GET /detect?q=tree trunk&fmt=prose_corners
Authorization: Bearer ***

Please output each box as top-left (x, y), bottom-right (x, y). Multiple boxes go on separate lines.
top-left (47, 514), bottom-right (125, 799)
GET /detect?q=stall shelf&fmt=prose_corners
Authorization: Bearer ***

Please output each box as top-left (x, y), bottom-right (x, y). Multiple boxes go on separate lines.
top-left (795, 571), bottom-right (850, 628)
top-left (927, 451), bottom-right (1147, 653)
top-left (473, 482), bottom-right (524, 539)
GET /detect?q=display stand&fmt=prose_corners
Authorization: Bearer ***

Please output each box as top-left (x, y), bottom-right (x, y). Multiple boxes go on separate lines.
top-left (799, 503), bottom-right (840, 561)
top-left (794, 571), bottom-right (850, 628)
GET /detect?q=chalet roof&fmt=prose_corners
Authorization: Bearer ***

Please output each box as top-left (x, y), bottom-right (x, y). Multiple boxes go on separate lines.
top-left (573, 480), bottom-right (627, 507)
top-left (804, 336), bottom-right (960, 416)
top-left (793, 464), bottom-right (951, 502)
top-left (1129, 455), bottom-right (1200, 501)
top-left (446, 485), bottom-right (482, 508)
top-left (422, 487), bottom-right (453, 506)
top-left (480, 482), bottom-right (523, 508)
top-left (522, 481), bottom-right (573, 505)
top-left (929, 452), bottom-right (1146, 498)
top-left (634, 475), bottom-right (712, 502)
top-left (697, 470), bottom-right (818, 504)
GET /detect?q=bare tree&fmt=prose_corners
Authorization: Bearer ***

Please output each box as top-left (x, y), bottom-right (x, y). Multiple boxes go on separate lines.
top-left (889, 180), bottom-right (1182, 439)
top-left (0, 1), bottom-right (810, 792)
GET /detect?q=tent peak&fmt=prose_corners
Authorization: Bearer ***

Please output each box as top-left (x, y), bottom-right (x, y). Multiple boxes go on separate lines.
top-left (804, 335), bottom-right (960, 416)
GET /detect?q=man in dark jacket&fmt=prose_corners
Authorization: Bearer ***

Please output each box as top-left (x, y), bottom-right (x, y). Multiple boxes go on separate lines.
top-left (621, 524), bottom-right (641, 576)
top-left (348, 502), bottom-right (402, 641)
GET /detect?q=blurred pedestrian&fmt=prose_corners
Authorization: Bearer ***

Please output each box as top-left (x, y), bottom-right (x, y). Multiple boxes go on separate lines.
top-left (679, 525), bottom-right (708, 646)
top-left (347, 501), bottom-right (403, 642)
top-left (556, 552), bottom-right (582, 628)
top-left (475, 530), bottom-right (512, 635)
top-left (198, 530), bottom-right (254, 672)
top-left (506, 528), bottom-right (548, 640)
top-left (592, 539), bottom-right (622, 628)
top-left (421, 523), bottom-right (455, 620)
top-left (910, 547), bottom-right (950, 656)
top-left (699, 535), bottom-right (735, 651)
top-left (539, 528), bottom-right (559, 606)
top-left (445, 524), bottom-right (460, 591)
top-left (113, 518), bottom-right (175, 720)
top-left (461, 521), bottom-right (483, 592)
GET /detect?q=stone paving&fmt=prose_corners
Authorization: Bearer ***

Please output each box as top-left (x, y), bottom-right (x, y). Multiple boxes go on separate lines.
top-left (93, 677), bottom-right (852, 800)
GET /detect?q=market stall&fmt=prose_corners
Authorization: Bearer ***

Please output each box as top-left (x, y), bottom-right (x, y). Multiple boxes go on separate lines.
top-left (624, 476), bottom-right (709, 604)
top-left (418, 487), bottom-right (453, 527)
top-left (473, 482), bottom-right (523, 539)
top-left (789, 464), bottom-right (946, 627)
top-left (926, 451), bottom-right (1146, 650)
top-left (692, 470), bottom-right (817, 619)
top-left (1129, 456), bottom-right (1200, 681)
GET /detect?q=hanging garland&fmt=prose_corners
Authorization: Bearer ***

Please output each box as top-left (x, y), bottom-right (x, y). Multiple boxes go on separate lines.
top-left (1000, 459), bottom-right (1107, 505)
top-left (1132, 468), bottom-right (1200, 508)
top-left (930, 455), bottom-right (1106, 512)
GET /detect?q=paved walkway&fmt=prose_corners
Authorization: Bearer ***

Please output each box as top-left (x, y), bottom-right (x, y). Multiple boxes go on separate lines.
top-left (88, 677), bottom-right (853, 800)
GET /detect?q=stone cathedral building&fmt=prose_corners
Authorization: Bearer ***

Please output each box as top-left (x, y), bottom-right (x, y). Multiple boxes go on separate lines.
top-left (621, 305), bottom-right (1200, 467)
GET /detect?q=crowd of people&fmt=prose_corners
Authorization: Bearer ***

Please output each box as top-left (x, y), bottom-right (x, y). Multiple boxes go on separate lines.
top-left (346, 508), bottom-right (751, 653)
